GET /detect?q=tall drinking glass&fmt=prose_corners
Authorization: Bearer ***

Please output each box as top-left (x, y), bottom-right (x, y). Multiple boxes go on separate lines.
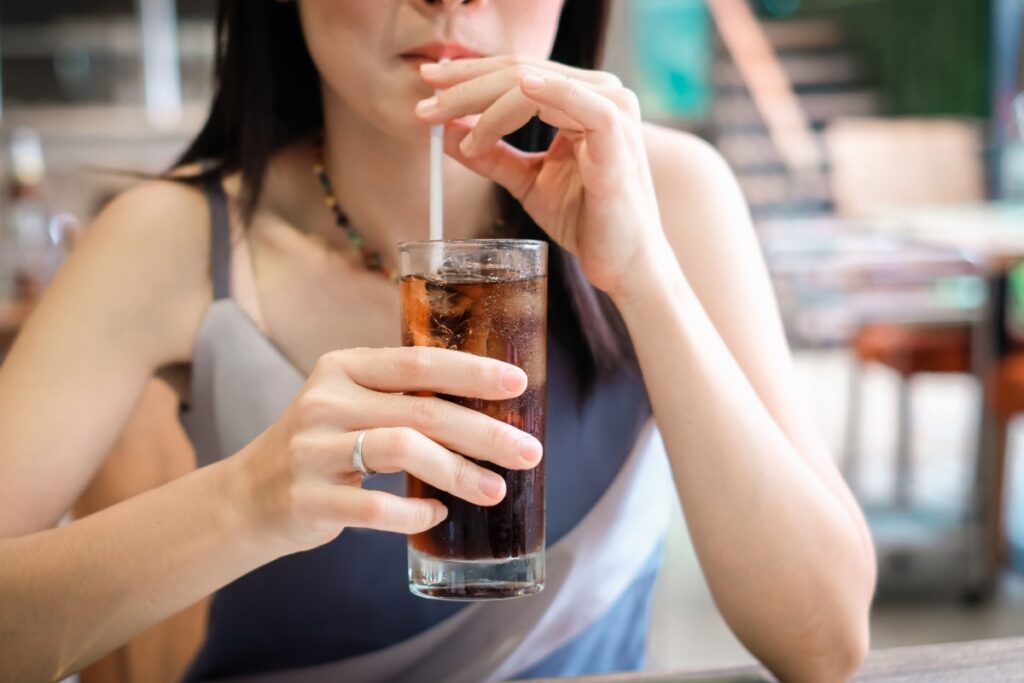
top-left (399, 239), bottom-right (548, 600)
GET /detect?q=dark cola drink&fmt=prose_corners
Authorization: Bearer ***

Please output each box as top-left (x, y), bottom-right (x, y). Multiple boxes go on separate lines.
top-left (399, 240), bottom-right (547, 600)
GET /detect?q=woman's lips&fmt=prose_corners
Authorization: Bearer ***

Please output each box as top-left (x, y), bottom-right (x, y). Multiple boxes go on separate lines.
top-left (401, 55), bottom-right (440, 66)
top-left (400, 41), bottom-right (483, 63)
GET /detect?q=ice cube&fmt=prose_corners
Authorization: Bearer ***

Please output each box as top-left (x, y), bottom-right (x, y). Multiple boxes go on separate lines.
top-left (459, 314), bottom-right (492, 358)
top-left (425, 277), bottom-right (473, 316)
top-left (425, 278), bottom-right (473, 348)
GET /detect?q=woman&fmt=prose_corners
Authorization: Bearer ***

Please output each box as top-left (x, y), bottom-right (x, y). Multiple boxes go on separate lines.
top-left (0, 1), bottom-right (876, 681)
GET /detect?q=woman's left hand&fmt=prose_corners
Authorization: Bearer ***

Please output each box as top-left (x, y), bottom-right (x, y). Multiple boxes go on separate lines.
top-left (417, 57), bottom-right (664, 297)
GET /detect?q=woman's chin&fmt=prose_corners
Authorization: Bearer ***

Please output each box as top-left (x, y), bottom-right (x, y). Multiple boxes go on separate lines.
top-left (364, 77), bottom-right (436, 143)
top-left (371, 103), bottom-right (435, 146)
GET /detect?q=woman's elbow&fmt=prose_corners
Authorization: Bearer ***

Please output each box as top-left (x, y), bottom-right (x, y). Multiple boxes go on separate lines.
top-left (792, 603), bottom-right (871, 683)
top-left (810, 527), bottom-right (876, 680)
top-left (773, 574), bottom-right (873, 682)
top-left (821, 618), bottom-right (870, 682)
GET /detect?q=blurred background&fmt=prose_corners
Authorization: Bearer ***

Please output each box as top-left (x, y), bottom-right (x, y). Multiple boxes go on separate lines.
top-left (0, 0), bottom-right (1021, 679)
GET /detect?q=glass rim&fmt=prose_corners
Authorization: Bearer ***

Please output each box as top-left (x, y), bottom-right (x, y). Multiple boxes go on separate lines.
top-left (398, 238), bottom-right (548, 252)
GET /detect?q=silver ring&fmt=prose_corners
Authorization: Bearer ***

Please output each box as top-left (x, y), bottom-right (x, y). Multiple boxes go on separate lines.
top-left (351, 431), bottom-right (378, 478)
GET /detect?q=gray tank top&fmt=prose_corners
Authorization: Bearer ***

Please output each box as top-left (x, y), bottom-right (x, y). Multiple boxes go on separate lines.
top-left (180, 179), bottom-right (673, 682)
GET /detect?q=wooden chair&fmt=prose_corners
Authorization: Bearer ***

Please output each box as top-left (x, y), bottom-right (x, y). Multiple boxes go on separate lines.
top-left (73, 378), bottom-right (208, 683)
top-left (824, 117), bottom-right (986, 218)
top-left (845, 322), bottom-right (972, 506)
top-left (991, 354), bottom-right (1024, 567)
top-left (825, 117), bottom-right (986, 505)
top-left (0, 301), bottom-right (33, 359)
top-left (988, 262), bottom-right (1024, 568)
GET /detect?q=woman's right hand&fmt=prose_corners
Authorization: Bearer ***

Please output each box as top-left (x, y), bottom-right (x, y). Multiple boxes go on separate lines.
top-left (230, 346), bottom-right (543, 554)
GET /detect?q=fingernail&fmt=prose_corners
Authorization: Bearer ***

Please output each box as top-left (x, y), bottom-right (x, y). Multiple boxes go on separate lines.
top-left (420, 62), bottom-right (443, 76)
top-left (518, 435), bottom-right (543, 464)
top-left (415, 96), bottom-right (438, 115)
top-left (521, 73), bottom-right (546, 91)
top-left (479, 473), bottom-right (506, 500)
top-left (500, 367), bottom-right (525, 392)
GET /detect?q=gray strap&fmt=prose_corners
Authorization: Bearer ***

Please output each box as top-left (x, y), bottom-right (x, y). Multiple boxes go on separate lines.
top-left (205, 178), bottom-right (231, 301)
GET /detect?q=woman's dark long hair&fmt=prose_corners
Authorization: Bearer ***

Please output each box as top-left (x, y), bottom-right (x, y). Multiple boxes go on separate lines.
top-left (176, 0), bottom-right (636, 392)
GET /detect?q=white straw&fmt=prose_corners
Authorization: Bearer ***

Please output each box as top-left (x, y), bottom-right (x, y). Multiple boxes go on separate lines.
top-left (429, 58), bottom-right (450, 242)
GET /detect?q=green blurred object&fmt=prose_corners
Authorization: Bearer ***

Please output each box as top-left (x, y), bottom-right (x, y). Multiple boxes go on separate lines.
top-left (630, 0), bottom-right (713, 120)
top-left (1007, 262), bottom-right (1024, 341)
top-left (761, 0), bottom-right (803, 18)
top-left (793, 0), bottom-right (991, 117)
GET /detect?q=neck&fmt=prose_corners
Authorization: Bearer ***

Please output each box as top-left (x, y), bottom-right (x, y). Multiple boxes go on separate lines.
top-left (318, 88), bottom-right (498, 256)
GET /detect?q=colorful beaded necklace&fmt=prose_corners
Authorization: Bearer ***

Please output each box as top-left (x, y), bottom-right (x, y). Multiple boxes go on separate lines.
top-left (312, 134), bottom-right (401, 282)
top-left (312, 133), bottom-right (504, 283)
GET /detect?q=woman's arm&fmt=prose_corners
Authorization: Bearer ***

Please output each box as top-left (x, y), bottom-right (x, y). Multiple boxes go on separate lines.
top-left (614, 128), bottom-right (875, 682)
top-left (0, 457), bottom-right (268, 683)
top-left (1, 342), bottom-right (541, 681)
top-left (417, 59), bottom-right (875, 682)
top-left (0, 180), bottom-right (234, 682)
top-left (72, 378), bottom-right (209, 683)
top-left (0, 175), bottom-right (544, 679)
top-left (0, 181), bottom-right (212, 536)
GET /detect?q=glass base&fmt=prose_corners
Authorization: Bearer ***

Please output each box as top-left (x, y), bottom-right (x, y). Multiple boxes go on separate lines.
top-left (408, 547), bottom-right (545, 601)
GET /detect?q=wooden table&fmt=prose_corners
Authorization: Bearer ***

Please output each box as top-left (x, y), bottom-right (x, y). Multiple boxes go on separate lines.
top-left (764, 204), bottom-right (1024, 598)
top-left (874, 203), bottom-right (1024, 271)
top-left (536, 637), bottom-right (1024, 682)
top-left (864, 203), bottom-right (1024, 598)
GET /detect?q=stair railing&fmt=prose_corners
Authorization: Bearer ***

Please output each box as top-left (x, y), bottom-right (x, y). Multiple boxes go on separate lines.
top-left (707, 0), bottom-right (825, 175)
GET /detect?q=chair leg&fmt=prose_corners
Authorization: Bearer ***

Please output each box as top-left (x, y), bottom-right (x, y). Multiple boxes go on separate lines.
top-left (895, 375), bottom-right (913, 509)
top-left (843, 359), bottom-right (864, 494)
top-left (991, 416), bottom-right (1011, 568)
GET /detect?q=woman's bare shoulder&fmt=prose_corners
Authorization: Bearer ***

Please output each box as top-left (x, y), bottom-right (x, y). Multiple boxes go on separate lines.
top-left (95, 175), bottom-right (210, 243)
top-left (58, 176), bottom-right (215, 363)
top-left (642, 124), bottom-right (738, 197)
top-left (92, 177), bottom-right (211, 289)
top-left (0, 177), bottom-right (215, 535)
top-left (641, 123), bottom-right (749, 240)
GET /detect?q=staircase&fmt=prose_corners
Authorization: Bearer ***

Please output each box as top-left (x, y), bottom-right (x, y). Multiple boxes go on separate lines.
top-left (710, 16), bottom-right (886, 218)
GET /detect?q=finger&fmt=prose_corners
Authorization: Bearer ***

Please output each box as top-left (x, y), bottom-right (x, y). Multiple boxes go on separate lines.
top-left (459, 89), bottom-right (587, 159)
top-left (519, 73), bottom-right (625, 167)
top-left (415, 66), bottom-right (522, 124)
top-left (601, 86), bottom-right (643, 119)
top-left (421, 56), bottom-right (621, 90)
top-left (326, 347), bottom-right (527, 400)
top-left (355, 392), bottom-right (543, 470)
top-left (339, 487), bottom-right (449, 534)
top-left (353, 427), bottom-right (510, 506)
top-left (443, 121), bottom-right (543, 203)
top-left (416, 65), bottom-right (591, 129)
top-left (458, 88), bottom-right (538, 158)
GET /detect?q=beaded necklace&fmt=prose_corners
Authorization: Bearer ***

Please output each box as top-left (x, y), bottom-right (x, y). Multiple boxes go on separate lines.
top-left (312, 133), bottom-right (504, 283)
